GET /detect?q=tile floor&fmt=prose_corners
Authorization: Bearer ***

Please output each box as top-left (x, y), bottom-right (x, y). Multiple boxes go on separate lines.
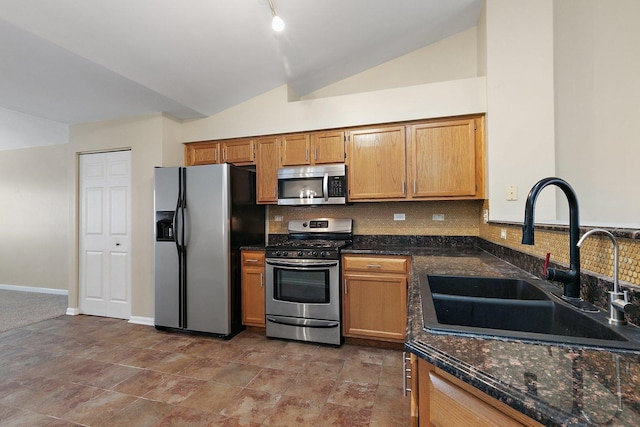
top-left (0, 315), bottom-right (410, 426)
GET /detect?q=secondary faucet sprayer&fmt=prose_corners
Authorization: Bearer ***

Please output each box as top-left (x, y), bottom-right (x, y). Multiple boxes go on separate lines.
top-left (522, 177), bottom-right (581, 299)
top-left (577, 229), bottom-right (633, 325)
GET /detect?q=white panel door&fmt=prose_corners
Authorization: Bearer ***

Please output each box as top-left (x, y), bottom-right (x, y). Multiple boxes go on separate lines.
top-left (79, 150), bottom-right (132, 319)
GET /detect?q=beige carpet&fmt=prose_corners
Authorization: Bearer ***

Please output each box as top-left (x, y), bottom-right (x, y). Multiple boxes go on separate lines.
top-left (0, 289), bottom-right (67, 332)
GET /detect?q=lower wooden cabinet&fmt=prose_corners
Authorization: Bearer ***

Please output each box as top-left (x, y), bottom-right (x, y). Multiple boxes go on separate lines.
top-left (241, 251), bottom-right (265, 327)
top-left (342, 255), bottom-right (410, 342)
top-left (413, 357), bottom-right (542, 427)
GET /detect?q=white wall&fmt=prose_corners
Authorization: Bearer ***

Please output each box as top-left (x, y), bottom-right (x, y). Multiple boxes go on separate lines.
top-left (484, 0), bottom-right (556, 223)
top-left (301, 27), bottom-right (478, 100)
top-left (0, 144), bottom-right (69, 290)
top-left (182, 77), bottom-right (486, 143)
top-left (67, 113), bottom-right (180, 317)
top-left (554, 0), bottom-right (640, 227)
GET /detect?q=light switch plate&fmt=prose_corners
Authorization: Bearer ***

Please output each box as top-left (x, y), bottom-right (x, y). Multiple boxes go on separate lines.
top-left (394, 213), bottom-right (406, 221)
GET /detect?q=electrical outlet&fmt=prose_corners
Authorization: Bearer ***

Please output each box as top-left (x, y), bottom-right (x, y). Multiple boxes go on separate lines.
top-left (483, 209), bottom-right (489, 224)
top-left (394, 213), bottom-right (405, 221)
top-left (274, 215), bottom-right (283, 222)
top-left (506, 185), bottom-right (518, 201)
top-left (500, 228), bottom-right (507, 239)
top-left (432, 214), bottom-right (445, 221)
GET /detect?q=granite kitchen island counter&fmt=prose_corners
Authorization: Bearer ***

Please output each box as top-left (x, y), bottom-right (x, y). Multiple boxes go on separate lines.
top-left (401, 250), bottom-right (640, 426)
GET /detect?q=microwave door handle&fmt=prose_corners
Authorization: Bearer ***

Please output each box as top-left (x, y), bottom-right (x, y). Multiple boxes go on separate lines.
top-left (323, 173), bottom-right (329, 201)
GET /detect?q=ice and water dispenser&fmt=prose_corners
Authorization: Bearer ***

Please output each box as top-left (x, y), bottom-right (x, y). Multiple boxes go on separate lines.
top-left (156, 211), bottom-right (175, 241)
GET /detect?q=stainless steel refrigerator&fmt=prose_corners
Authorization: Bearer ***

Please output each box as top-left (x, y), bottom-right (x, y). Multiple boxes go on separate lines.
top-left (154, 164), bottom-right (265, 338)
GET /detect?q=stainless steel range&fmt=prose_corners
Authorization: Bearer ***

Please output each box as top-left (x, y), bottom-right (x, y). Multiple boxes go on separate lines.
top-left (265, 218), bottom-right (353, 345)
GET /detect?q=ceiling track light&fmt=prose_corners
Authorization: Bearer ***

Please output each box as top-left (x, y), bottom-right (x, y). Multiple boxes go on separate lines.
top-left (268, 0), bottom-right (285, 32)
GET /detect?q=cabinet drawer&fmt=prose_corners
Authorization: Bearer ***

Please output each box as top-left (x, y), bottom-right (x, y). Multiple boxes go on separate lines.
top-left (343, 255), bottom-right (408, 274)
top-left (242, 251), bottom-right (264, 266)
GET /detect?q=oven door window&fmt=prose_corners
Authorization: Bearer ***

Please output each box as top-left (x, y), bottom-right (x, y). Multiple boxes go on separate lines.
top-left (273, 267), bottom-right (330, 304)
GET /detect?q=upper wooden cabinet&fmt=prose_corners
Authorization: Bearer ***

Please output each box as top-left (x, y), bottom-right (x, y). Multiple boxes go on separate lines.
top-left (256, 136), bottom-right (279, 204)
top-left (184, 141), bottom-right (220, 166)
top-left (184, 138), bottom-right (255, 166)
top-left (408, 118), bottom-right (478, 198)
top-left (279, 131), bottom-right (346, 166)
top-left (220, 139), bottom-right (256, 166)
top-left (279, 134), bottom-right (310, 166)
top-left (311, 131), bottom-right (346, 164)
top-left (346, 125), bottom-right (407, 200)
top-left (345, 116), bottom-right (485, 202)
top-left (184, 115), bottom-right (485, 203)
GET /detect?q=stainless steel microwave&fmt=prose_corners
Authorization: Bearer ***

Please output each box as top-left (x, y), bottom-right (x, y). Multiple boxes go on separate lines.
top-left (277, 164), bottom-right (347, 206)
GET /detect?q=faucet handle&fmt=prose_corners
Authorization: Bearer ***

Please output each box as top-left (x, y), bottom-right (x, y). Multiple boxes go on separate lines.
top-left (543, 252), bottom-right (550, 276)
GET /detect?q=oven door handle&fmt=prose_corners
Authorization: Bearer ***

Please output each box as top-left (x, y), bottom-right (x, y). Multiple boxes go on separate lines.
top-left (267, 316), bottom-right (339, 329)
top-left (265, 259), bottom-right (338, 268)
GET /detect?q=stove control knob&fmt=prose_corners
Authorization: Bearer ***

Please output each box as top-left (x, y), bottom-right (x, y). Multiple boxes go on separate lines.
top-left (320, 251), bottom-right (327, 257)
top-left (283, 251), bottom-right (288, 257)
top-left (312, 251), bottom-right (318, 257)
top-left (275, 251), bottom-right (281, 256)
top-left (297, 251), bottom-right (303, 257)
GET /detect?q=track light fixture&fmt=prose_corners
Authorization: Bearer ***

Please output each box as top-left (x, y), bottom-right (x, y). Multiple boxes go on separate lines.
top-left (268, 0), bottom-right (285, 32)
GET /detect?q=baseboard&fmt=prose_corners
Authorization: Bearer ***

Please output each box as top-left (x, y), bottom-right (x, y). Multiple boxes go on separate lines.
top-left (66, 307), bottom-right (80, 316)
top-left (0, 283), bottom-right (68, 296)
top-left (129, 316), bottom-right (154, 326)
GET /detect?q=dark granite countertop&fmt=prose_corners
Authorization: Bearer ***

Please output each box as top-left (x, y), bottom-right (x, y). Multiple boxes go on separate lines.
top-left (239, 245), bottom-right (266, 251)
top-left (398, 249), bottom-right (640, 427)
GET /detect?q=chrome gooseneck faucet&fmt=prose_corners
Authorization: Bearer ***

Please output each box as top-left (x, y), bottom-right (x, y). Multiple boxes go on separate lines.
top-left (577, 229), bottom-right (630, 325)
top-left (522, 177), bottom-right (581, 299)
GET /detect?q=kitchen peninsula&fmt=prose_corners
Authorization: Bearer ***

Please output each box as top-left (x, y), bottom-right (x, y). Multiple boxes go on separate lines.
top-left (339, 236), bottom-right (640, 426)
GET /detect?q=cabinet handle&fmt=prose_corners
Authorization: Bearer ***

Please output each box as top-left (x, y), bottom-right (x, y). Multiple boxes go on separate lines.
top-left (305, 149), bottom-right (309, 161)
top-left (366, 264), bottom-right (382, 269)
top-left (260, 273), bottom-right (264, 287)
top-left (402, 352), bottom-right (412, 396)
top-left (273, 185), bottom-right (277, 197)
top-left (253, 142), bottom-right (256, 160)
top-left (245, 259), bottom-right (259, 263)
top-left (222, 148), bottom-right (226, 162)
top-left (314, 147), bottom-right (318, 161)
top-left (214, 149), bottom-right (218, 162)
top-left (413, 180), bottom-right (417, 195)
top-left (402, 181), bottom-right (406, 195)
top-left (344, 279), bottom-right (348, 294)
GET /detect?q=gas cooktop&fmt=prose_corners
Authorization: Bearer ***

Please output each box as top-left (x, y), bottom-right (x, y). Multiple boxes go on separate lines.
top-left (266, 218), bottom-right (353, 260)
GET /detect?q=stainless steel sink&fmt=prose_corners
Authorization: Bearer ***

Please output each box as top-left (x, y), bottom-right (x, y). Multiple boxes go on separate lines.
top-left (420, 274), bottom-right (640, 352)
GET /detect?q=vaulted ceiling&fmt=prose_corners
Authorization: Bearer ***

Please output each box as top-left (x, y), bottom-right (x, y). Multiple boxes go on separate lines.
top-left (0, 0), bottom-right (482, 144)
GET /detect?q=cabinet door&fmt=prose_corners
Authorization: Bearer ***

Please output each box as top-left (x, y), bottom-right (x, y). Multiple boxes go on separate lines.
top-left (221, 139), bottom-right (255, 165)
top-left (184, 142), bottom-right (220, 166)
top-left (280, 134), bottom-right (310, 166)
top-left (256, 137), bottom-right (279, 204)
top-left (241, 251), bottom-right (265, 327)
top-left (409, 119), bottom-right (476, 197)
top-left (346, 126), bottom-right (407, 200)
top-left (311, 131), bottom-right (345, 164)
top-left (343, 273), bottom-right (407, 342)
top-left (418, 359), bottom-right (539, 427)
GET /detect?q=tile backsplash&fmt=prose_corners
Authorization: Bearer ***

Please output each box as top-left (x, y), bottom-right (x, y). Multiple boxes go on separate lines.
top-left (267, 200), bottom-right (640, 288)
top-left (478, 201), bottom-right (640, 288)
top-left (268, 200), bottom-right (483, 236)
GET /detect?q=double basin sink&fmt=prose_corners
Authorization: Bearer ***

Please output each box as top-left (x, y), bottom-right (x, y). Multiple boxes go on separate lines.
top-left (420, 274), bottom-right (640, 351)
